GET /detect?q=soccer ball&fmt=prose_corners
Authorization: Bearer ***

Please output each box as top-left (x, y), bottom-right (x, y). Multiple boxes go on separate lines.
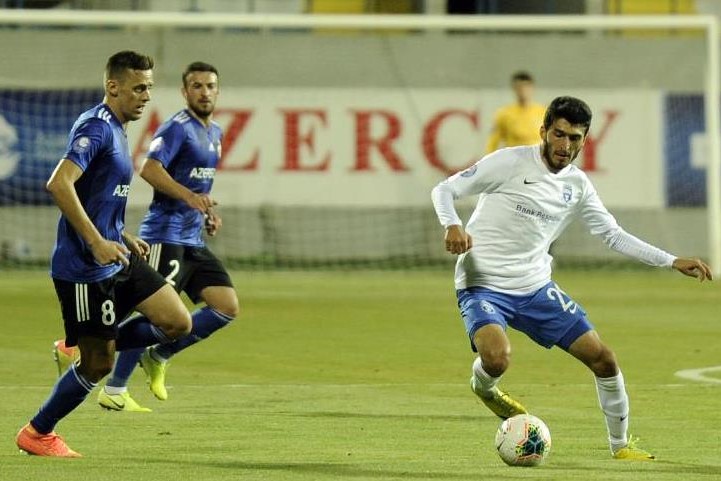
top-left (495, 414), bottom-right (551, 466)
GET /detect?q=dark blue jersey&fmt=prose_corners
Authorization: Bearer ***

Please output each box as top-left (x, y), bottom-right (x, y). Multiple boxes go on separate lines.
top-left (50, 104), bottom-right (132, 282)
top-left (139, 109), bottom-right (222, 247)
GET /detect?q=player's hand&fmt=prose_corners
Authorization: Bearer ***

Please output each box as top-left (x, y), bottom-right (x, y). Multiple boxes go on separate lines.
top-left (204, 208), bottom-right (222, 237)
top-left (185, 192), bottom-right (217, 213)
top-left (445, 225), bottom-right (473, 255)
top-left (672, 257), bottom-right (713, 282)
top-left (89, 239), bottom-right (130, 267)
top-left (122, 232), bottom-right (150, 259)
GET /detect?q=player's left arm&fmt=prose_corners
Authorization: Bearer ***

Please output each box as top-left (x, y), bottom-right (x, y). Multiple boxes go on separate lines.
top-left (579, 184), bottom-right (712, 282)
top-left (121, 231), bottom-right (150, 259)
top-left (671, 257), bottom-right (713, 282)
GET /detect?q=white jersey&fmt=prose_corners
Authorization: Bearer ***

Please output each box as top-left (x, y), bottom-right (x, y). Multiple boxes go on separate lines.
top-left (431, 145), bottom-right (676, 293)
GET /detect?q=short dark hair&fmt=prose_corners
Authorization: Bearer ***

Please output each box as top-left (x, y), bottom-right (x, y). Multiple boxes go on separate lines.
top-left (105, 50), bottom-right (154, 80)
top-left (543, 96), bottom-right (593, 133)
top-left (511, 71), bottom-right (534, 83)
top-left (182, 61), bottom-right (219, 86)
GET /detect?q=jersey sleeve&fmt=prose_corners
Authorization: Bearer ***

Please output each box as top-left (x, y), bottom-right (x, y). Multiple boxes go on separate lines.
top-left (431, 151), bottom-right (512, 228)
top-left (62, 118), bottom-right (110, 172)
top-left (579, 178), bottom-right (676, 267)
top-left (146, 120), bottom-right (186, 168)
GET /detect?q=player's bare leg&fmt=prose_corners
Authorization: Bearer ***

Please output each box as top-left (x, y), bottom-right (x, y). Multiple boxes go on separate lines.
top-left (141, 285), bottom-right (238, 400)
top-left (567, 330), bottom-right (654, 460)
top-left (470, 324), bottom-right (527, 419)
top-left (135, 283), bottom-right (192, 339)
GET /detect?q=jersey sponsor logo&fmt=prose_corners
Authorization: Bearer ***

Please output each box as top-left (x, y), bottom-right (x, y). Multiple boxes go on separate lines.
top-left (97, 108), bottom-right (112, 124)
top-left (72, 136), bottom-right (91, 154)
top-left (563, 184), bottom-right (573, 204)
top-left (460, 164), bottom-right (477, 178)
top-left (515, 204), bottom-right (560, 224)
top-left (149, 136), bottom-right (164, 153)
top-left (189, 167), bottom-right (216, 180)
top-left (480, 300), bottom-right (496, 314)
top-left (112, 184), bottom-right (131, 197)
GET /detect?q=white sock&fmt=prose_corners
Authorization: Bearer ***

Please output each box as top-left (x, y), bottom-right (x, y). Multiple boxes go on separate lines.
top-left (149, 346), bottom-right (168, 364)
top-left (471, 357), bottom-right (500, 398)
top-left (104, 385), bottom-right (127, 395)
top-left (595, 372), bottom-right (629, 452)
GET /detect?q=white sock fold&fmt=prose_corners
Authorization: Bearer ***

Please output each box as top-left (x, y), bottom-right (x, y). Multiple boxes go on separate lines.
top-left (595, 371), bottom-right (629, 452)
top-left (471, 357), bottom-right (500, 397)
top-left (104, 385), bottom-right (128, 396)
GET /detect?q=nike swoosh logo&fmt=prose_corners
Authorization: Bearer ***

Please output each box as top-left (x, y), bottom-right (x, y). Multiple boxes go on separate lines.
top-left (620, 415), bottom-right (628, 422)
top-left (105, 396), bottom-right (125, 409)
top-left (523, 179), bottom-right (538, 185)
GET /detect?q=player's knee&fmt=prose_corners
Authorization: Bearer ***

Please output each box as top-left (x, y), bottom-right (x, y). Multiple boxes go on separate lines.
top-left (161, 309), bottom-right (192, 339)
top-left (479, 348), bottom-right (510, 377)
top-left (212, 295), bottom-right (239, 320)
top-left (77, 356), bottom-right (114, 383)
top-left (590, 346), bottom-right (618, 378)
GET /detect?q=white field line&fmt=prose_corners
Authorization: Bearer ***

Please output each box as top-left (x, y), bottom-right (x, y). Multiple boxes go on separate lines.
top-left (674, 365), bottom-right (721, 384)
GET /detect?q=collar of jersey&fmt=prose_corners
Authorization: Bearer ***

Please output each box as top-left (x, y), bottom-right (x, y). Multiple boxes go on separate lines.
top-left (533, 143), bottom-right (573, 177)
top-left (100, 103), bottom-right (124, 128)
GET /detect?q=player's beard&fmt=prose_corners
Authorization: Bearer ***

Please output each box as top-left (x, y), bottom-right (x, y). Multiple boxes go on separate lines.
top-left (189, 101), bottom-right (214, 122)
top-left (542, 140), bottom-right (575, 172)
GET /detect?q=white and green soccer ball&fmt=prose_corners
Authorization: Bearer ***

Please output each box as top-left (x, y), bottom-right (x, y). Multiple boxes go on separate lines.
top-left (495, 414), bottom-right (552, 466)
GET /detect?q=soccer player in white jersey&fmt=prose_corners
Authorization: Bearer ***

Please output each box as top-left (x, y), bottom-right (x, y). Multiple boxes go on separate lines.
top-left (431, 96), bottom-right (712, 460)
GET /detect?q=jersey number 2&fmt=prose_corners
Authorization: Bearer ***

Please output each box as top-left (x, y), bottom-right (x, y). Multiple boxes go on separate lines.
top-left (165, 259), bottom-right (180, 287)
top-left (546, 284), bottom-right (577, 314)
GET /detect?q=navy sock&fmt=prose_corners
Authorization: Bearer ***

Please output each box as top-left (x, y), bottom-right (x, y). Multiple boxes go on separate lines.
top-left (106, 348), bottom-right (144, 388)
top-left (30, 364), bottom-right (96, 434)
top-left (154, 307), bottom-right (233, 360)
top-left (115, 315), bottom-right (172, 351)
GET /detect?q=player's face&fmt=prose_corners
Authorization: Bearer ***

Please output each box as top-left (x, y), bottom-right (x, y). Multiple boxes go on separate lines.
top-left (513, 80), bottom-right (534, 104)
top-left (108, 69), bottom-right (154, 123)
top-left (539, 118), bottom-right (586, 172)
top-left (183, 71), bottom-right (219, 120)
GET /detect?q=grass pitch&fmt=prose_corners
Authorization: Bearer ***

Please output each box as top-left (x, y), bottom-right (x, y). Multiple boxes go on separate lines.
top-left (0, 269), bottom-right (719, 481)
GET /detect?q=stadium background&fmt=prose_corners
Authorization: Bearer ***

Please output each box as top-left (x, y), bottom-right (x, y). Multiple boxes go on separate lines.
top-left (1, 2), bottom-right (720, 480)
top-left (0, 0), bottom-right (719, 268)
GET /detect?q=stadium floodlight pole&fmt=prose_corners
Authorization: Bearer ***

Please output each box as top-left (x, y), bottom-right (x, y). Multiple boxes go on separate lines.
top-left (0, 10), bottom-right (718, 275)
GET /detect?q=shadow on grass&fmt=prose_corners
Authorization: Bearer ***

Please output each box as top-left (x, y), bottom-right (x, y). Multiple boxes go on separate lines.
top-left (545, 459), bottom-right (721, 477)
top-left (275, 410), bottom-right (481, 422)
top-left (139, 458), bottom-right (535, 480)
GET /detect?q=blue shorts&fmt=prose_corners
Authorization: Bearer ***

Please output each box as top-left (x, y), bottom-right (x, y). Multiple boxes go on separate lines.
top-left (457, 281), bottom-right (594, 351)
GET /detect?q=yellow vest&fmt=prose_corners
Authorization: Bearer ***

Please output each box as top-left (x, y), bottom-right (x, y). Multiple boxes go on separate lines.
top-left (486, 103), bottom-right (546, 153)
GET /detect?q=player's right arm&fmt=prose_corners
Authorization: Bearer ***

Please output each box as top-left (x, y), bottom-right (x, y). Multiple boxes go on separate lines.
top-left (139, 158), bottom-right (215, 212)
top-left (46, 160), bottom-right (129, 266)
top-left (485, 110), bottom-right (505, 154)
top-left (431, 152), bottom-right (509, 254)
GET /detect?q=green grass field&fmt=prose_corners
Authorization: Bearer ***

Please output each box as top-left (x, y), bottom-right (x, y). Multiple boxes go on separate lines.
top-left (0, 269), bottom-right (719, 481)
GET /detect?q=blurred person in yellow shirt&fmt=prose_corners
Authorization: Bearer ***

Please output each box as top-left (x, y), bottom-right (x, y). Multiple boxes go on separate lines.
top-left (486, 71), bottom-right (546, 153)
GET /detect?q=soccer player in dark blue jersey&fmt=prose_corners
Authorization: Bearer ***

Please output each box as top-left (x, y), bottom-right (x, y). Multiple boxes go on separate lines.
top-left (16, 51), bottom-right (192, 458)
top-left (91, 61), bottom-right (239, 410)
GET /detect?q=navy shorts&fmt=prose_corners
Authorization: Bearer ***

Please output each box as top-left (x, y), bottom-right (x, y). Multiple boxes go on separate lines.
top-left (146, 243), bottom-right (233, 303)
top-left (53, 254), bottom-right (168, 347)
top-left (457, 281), bottom-right (594, 351)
